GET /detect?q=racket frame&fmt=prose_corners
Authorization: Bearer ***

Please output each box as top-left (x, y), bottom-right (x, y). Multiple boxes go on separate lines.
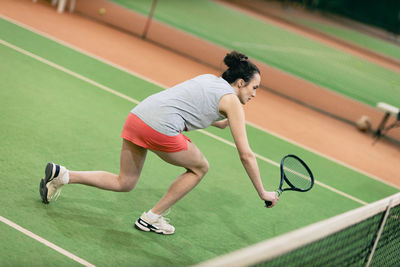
top-left (265, 154), bottom-right (314, 207)
top-left (280, 154), bottom-right (314, 193)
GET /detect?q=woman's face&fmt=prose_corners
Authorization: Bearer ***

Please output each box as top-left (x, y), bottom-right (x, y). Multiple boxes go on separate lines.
top-left (238, 73), bottom-right (260, 105)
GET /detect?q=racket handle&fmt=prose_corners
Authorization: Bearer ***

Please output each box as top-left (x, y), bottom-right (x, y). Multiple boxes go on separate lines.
top-left (265, 190), bottom-right (282, 207)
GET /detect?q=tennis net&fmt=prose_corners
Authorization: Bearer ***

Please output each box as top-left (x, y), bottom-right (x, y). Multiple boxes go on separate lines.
top-left (195, 192), bottom-right (400, 267)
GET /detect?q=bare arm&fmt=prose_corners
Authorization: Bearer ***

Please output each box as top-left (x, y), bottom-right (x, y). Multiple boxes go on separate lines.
top-left (218, 94), bottom-right (278, 207)
top-left (212, 119), bottom-right (229, 129)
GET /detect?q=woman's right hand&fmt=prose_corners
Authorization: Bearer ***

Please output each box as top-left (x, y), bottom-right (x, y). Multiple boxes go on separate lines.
top-left (260, 190), bottom-right (279, 208)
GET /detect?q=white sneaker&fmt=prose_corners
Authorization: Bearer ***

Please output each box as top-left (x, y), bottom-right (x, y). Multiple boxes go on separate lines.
top-left (39, 163), bottom-right (67, 204)
top-left (134, 212), bottom-right (175, 235)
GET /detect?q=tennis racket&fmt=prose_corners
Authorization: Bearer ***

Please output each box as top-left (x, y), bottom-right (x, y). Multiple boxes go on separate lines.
top-left (265, 154), bottom-right (314, 207)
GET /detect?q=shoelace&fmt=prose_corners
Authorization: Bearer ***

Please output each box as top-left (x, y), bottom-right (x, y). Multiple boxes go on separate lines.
top-left (159, 216), bottom-right (170, 225)
top-left (51, 188), bottom-right (62, 201)
top-left (157, 209), bottom-right (172, 228)
top-left (48, 170), bottom-right (65, 201)
top-left (163, 208), bottom-right (171, 217)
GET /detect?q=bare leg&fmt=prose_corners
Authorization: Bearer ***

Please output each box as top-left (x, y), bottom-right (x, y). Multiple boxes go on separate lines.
top-left (150, 141), bottom-right (209, 214)
top-left (69, 139), bottom-right (147, 192)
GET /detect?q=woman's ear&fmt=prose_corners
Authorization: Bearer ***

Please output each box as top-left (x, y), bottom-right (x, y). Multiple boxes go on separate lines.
top-left (238, 78), bottom-right (245, 88)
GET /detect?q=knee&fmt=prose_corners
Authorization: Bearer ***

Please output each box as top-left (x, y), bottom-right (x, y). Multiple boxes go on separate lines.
top-left (195, 158), bottom-right (210, 179)
top-left (202, 159), bottom-right (210, 176)
top-left (117, 175), bottom-right (138, 192)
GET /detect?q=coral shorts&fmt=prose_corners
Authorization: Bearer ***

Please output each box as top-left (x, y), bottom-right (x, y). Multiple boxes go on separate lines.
top-left (121, 113), bottom-right (191, 153)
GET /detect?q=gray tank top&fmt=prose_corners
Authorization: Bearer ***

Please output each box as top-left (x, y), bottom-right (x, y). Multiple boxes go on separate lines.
top-left (131, 74), bottom-right (236, 136)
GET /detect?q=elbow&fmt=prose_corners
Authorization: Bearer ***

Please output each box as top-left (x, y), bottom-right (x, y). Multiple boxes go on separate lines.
top-left (239, 151), bottom-right (255, 163)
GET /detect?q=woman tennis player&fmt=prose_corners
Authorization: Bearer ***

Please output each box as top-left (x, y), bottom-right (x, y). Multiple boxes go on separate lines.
top-left (39, 51), bottom-right (279, 235)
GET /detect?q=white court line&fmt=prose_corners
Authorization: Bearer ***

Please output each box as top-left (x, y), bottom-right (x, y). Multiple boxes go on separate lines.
top-left (246, 121), bottom-right (400, 190)
top-left (231, 41), bottom-right (345, 58)
top-left (2, 14), bottom-right (395, 191)
top-left (0, 27), bottom-right (370, 263)
top-left (3, 12), bottom-right (397, 265)
top-left (0, 216), bottom-right (95, 267)
top-left (200, 130), bottom-right (368, 205)
top-left (0, 14), bottom-right (166, 89)
top-left (0, 39), bottom-right (140, 105)
top-left (1, 38), bottom-right (369, 207)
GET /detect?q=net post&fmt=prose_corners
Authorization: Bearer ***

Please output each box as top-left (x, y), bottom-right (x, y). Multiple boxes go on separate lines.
top-left (194, 193), bottom-right (400, 267)
top-left (142, 0), bottom-right (158, 39)
top-left (365, 198), bottom-right (393, 267)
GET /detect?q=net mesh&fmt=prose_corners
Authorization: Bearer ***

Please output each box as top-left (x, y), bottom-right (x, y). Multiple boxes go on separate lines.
top-left (195, 193), bottom-right (400, 267)
top-left (256, 212), bottom-right (385, 267)
top-left (370, 204), bottom-right (400, 267)
top-left (259, 199), bottom-right (400, 267)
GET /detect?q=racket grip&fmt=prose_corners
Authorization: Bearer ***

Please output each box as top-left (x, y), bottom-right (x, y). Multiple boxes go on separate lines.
top-left (265, 190), bottom-right (281, 207)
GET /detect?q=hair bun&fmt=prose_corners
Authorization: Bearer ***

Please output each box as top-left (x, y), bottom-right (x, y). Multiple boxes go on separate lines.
top-left (221, 50), bottom-right (260, 84)
top-left (224, 51), bottom-right (248, 68)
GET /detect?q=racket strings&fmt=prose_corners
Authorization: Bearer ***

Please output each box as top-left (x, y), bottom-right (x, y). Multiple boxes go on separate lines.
top-left (283, 157), bottom-right (313, 190)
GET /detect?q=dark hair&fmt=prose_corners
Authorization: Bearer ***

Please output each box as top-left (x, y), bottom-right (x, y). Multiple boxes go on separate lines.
top-left (221, 51), bottom-right (260, 84)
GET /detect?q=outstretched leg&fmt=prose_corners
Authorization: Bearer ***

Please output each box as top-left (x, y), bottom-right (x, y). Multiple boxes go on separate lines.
top-left (69, 139), bottom-right (147, 192)
top-left (41, 139), bottom-right (147, 203)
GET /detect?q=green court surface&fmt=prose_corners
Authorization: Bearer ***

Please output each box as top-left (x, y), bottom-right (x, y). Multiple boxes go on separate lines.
top-left (0, 17), bottom-right (398, 266)
top-left (111, 0), bottom-right (400, 108)
top-left (285, 16), bottom-right (400, 61)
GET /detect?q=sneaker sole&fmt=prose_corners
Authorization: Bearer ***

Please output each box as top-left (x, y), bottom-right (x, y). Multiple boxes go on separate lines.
top-left (39, 163), bottom-right (55, 204)
top-left (134, 221), bottom-right (174, 235)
